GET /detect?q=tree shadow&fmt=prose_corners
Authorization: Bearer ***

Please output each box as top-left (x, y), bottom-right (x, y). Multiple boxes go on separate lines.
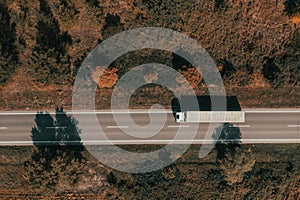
top-left (262, 57), bottom-right (281, 87)
top-left (171, 52), bottom-right (193, 71)
top-left (31, 107), bottom-right (82, 146)
top-left (217, 59), bottom-right (236, 78)
top-left (31, 112), bottom-right (56, 146)
top-left (24, 107), bottom-right (86, 192)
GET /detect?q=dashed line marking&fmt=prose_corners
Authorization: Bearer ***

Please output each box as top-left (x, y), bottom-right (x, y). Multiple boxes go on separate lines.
top-left (287, 125), bottom-right (300, 128)
top-left (168, 125), bottom-right (190, 128)
top-left (230, 125), bottom-right (250, 128)
top-left (46, 127), bottom-right (67, 129)
top-left (107, 126), bottom-right (128, 129)
top-left (0, 127), bottom-right (7, 130)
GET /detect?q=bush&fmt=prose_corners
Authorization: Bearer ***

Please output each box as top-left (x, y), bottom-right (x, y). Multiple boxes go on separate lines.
top-left (219, 148), bottom-right (255, 185)
top-left (284, 0), bottom-right (300, 16)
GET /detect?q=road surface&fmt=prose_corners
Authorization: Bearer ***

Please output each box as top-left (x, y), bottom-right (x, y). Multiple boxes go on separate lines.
top-left (0, 110), bottom-right (299, 145)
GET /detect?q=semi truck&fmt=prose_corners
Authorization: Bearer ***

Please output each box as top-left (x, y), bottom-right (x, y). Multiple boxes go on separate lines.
top-left (176, 111), bottom-right (245, 123)
top-left (173, 96), bottom-right (245, 123)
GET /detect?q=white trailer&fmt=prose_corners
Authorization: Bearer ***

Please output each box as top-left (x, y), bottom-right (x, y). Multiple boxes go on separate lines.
top-left (176, 111), bottom-right (245, 123)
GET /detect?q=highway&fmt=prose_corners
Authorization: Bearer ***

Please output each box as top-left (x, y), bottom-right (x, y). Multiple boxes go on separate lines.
top-left (0, 110), bottom-right (299, 145)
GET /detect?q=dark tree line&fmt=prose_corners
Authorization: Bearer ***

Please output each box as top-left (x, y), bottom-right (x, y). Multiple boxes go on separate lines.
top-left (0, 2), bottom-right (18, 85)
top-left (28, 0), bottom-right (72, 85)
top-left (0, 0), bottom-right (299, 88)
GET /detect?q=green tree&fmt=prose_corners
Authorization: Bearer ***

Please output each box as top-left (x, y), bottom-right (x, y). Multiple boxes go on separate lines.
top-left (219, 147), bottom-right (255, 185)
top-left (133, 149), bottom-right (180, 187)
top-left (212, 123), bottom-right (255, 185)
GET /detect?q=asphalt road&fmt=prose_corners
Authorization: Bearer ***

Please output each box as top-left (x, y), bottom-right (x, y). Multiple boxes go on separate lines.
top-left (0, 110), bottom-right (299, 145)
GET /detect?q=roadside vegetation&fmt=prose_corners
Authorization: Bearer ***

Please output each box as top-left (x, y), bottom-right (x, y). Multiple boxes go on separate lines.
top-left (0, 0), bottom-right (299, 111)
top-left (0, 143), bottom-right (299, 198)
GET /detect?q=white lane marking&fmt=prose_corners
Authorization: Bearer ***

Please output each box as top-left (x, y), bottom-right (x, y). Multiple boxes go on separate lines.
top-left (0, 127), bottom-right (7, 130)
top-left (1, 139), bottom-right (300, 145)
top-left (107, 126), bottom-right (128, 129)
top-left (46, 127), bottom-right (67, 129)
top-left (168, 125), bottom-right (190, 128)
top-left (230, 125), bottom-right (250, 128)
top-left (287, 125), bottom-right (300, 128)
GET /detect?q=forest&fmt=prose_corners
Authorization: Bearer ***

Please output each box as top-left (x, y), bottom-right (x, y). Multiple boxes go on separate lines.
top-left (0, 0), bottom-right (299, 89)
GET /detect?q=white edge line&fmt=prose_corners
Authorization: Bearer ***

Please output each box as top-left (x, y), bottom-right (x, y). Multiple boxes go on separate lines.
top-left (0, 139), bottom-right (299, 145)
top-left (82, 139), bottom-right (300, 144)
top-left (0, 110), bottom-right (300, 115)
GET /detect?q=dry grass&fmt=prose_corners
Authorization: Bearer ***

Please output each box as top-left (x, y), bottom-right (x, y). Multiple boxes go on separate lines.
top-left (0, 84), bottom-right (299, 111)
top-left (0, 145), bottom-right (299, 199)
